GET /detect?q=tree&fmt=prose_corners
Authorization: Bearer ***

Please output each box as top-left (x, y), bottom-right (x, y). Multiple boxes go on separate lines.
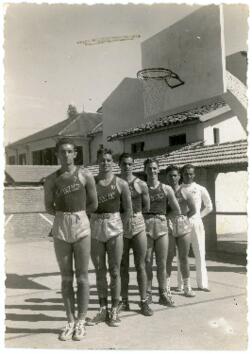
top-left (67, 104), bottom-right (78, 119)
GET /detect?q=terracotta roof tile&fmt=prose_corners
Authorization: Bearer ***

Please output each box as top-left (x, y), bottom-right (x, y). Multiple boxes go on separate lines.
top-left (87, 140), bottom-right (247, 175)
top-left (107, 99), bottom-right (228, 141)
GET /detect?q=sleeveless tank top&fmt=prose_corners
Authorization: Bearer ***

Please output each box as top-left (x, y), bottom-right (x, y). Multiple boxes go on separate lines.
top-left (147, 183), bottom-right (167, 215)
top-left (54, 168), bottom-right (86, 212)
top-left (128, 178), bottom-right (142, 213)
top-left (95, 175), bottom-right (121, 213)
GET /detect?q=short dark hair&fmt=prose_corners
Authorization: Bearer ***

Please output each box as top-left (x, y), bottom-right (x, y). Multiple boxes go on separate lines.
top-left (181, 164), bottom-right (195, 174)
top-left (118, 152), bottom-right (134, 164)
top-left (165, 165), bottom-right (180, 174)
top-left (97, 146), bottom-right (113, 160)
top-left (144, 157), bottom-right (159, 170)
top-left (55, 137), bottom-right (76, 151)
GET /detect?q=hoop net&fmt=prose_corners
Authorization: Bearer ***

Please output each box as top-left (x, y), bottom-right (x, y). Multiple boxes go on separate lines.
top-left (137, 67), bottom-right (185, 118)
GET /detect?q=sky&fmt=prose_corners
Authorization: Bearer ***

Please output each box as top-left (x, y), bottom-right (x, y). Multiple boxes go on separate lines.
top-left (3, 2), bottom-right (249, 144)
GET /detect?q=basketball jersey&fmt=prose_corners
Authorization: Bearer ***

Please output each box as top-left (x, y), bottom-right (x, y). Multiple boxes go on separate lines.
top-left (147, 183), bottom-right (167, 215)
top-left (54, 168), bottom-right (86, 212)
top-left (95, 175), bottom-right (121, 213)
top-left (128, 178), bottom-right (142, 213)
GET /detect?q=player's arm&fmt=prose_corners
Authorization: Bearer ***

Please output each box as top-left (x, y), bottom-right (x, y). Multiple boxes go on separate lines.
top-left (164, 184), bottom-right (181, 215)
top-left (118, 178), bottom-right (133, 219)
top-left (200, 187), bottom-right (213, 218)
top-left (139, 181), bottom-right (150, 213)
top-left (81, 169), bottom-right (98, 213)
top-left (44, 175), bottom-right (56, 216)
top-left (181, 189), bottom-right (197, 218)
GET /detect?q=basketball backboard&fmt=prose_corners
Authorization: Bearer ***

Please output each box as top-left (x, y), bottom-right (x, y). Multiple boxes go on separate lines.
top-left (141, 5), bottom-right (226, 119)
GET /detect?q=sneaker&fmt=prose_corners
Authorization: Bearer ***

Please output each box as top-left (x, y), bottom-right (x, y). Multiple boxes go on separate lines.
top-left (72, 320), bottom-right (86, 341)
top-left (159, 292), bottom-right (176, 307)
top-left (184, 287), bottom-right (196, 297)
top-left (108, 307), bottom-right (120, 327)
top-left (198, 287), bottom-right (211, 292)
top-left (146, 291), bottom-right (152, 304)
top-left (85, 307), bottom-right (108, 326)
top-left (118, 299), bottom-right (130, 312)
top-left (58, 322), bottom-right (75, 341)
top-left (140, 300), bottom-right (153, 316)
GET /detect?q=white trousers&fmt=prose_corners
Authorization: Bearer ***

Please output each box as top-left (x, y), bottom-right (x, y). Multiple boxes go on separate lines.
top-left (177, 217), bottom-right (208, 289)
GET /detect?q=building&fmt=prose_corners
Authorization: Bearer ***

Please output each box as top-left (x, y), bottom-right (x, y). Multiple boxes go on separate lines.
top-left (5, 111), bottom-right (102, 166)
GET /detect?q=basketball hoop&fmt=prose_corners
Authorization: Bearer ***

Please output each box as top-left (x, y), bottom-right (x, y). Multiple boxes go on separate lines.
top-left (137, 67), bottom-right (184, 89)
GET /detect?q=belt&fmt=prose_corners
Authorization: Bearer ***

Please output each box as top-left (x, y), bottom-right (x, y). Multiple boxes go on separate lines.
top-left (93, 212), bottom-right (120, 219)
top-left (144, 213), bottom-right (166, 220)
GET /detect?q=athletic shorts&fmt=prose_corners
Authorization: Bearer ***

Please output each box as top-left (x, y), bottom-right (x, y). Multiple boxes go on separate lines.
top-left (144, 214), bottom-right (168, 240)
top-left (123, 212), bottom-right (146, 239)
top-left (90, 212), bottom-right (123, 243)
top-left (52, 211), bottom-right (90, 244)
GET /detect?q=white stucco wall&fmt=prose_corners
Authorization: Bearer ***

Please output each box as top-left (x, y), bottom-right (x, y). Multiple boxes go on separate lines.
top-left (103, 78), bottom-right (145, 153)
top-left (203, 113), bottom-right (247, 145)
top-left (123, 123), bottom-right (202, 153)
top-left (215, 171), bottom-right (247, 235)
top-left (141, 5), bottom-right (226, 118)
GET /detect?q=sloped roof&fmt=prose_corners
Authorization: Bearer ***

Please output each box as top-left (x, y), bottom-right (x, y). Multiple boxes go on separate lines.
top-left (5, 140), bottom-right (247, 183)
top-left (107, 98), bottom-right (228, 142)
top-left (87, 121), bottom-right (103, 137)
top-left (87, 140), bottom-right (247, 176)
top-left (5, 165), bottom-right (60, 184)
top-left (6, 112), bottom-right (102, 148)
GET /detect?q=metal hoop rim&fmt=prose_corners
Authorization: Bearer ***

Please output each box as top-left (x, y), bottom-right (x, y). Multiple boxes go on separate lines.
top-left (137, 67), bottom-right (174, 80)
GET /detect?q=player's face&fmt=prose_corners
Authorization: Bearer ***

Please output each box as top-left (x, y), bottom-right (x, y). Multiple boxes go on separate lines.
top-left (98, 153), bottom-right (113, 173)
top-left (56, 144), bottom-right (77, 166)
top-left (167, 170), bottom-right (180, 187)
top-left (145, 162), bottom-right (159, 179)
top-left (182, 168), bottom-right (195, 184)
top-left (120, 157), bottom-right (133, 175)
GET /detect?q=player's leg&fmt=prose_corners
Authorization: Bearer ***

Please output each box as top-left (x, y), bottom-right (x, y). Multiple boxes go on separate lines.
top-left (166, 231), bottom-right (176, 294)
top-left (54, 238), bottom-right (75, 340)
top-left (155, 234), bottom-right (175, 307)
top-left (132, 230), bottom-right (153, 316)
top-left (190, 219), bottom-right (209, 290)
top-left (72, 235), bottom-right (90, 340)
top-left (106, 234), bottom-right (124, 326)
top-left (145, 236), bottom-right (154, 304)
top-left (120, 237), bottom-right (131, 311)
top-left (177, 233), bottom-right (195, 297)
top-left (87, 238), bottom-right (108, 325)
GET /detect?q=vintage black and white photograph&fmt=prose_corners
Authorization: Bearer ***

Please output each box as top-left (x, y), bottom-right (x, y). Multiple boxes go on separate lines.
top-left (3, 0), bottom-right (250, 351)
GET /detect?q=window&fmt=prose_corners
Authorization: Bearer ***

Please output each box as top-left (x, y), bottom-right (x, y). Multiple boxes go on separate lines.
top-left (169, 134), bottom-right (186, 146)
top-left (75, 146), bottom-right (83, 165)
top-left (8, 156), bottom-right (16, 165)
top-left (18, 153), bottom-right (26, 165)
top-left (32, 148), bottom-right (57, 165)
top-left (213, 128), bottom-right (220, 144)
top-left (131, 142), bottom-right (145, 154)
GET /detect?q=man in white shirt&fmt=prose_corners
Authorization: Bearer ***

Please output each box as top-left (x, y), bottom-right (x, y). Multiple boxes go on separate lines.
top-left (180, 164), bottom-right (213, 291)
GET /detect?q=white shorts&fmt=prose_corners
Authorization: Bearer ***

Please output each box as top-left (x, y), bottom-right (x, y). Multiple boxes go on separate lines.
top-left (90, 212), bottom-right (123, 243)
top-left (52, 211), bottom-right (90, 244)
top-left (123, 212), bottom-right (146, 239)
top-left (144, 214), bottom-right (168, 240)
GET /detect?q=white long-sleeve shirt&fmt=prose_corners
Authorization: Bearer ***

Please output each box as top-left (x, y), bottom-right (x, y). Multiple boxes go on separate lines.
top-left (181, 182), bottom-right (213, 218)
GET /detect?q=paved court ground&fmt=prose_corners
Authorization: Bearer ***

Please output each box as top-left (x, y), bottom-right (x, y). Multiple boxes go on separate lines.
top-left (5, 234), bottom-right (248, 350)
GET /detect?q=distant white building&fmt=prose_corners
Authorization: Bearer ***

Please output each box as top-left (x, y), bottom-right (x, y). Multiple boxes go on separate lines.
top-left (5, 111), bottom-right (102, 166)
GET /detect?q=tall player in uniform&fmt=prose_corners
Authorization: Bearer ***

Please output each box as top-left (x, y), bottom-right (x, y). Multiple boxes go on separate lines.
top-left (87, 148), bottom-right (132, 327)
top-left (44, 138), bottom-right (98, 341)
top-left (166, 165), bottom-right (196, 297)
top-left (180, 164), bottom-right (213, 291)
top-left (119, 153), bottom-right (153, 316)
top-left (144, 158), bottom-right (181, 306)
